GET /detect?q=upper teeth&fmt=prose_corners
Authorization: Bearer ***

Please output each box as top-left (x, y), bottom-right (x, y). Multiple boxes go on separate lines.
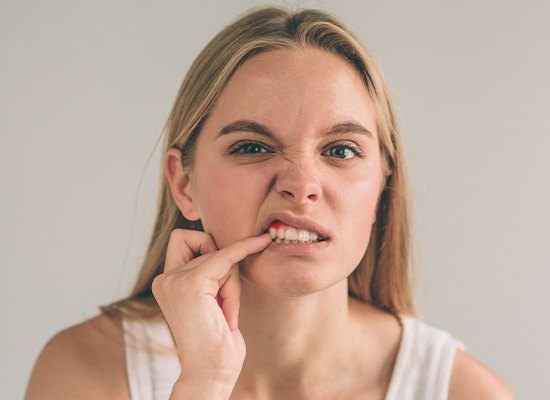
top-left (268, 226), bottom-right (320, 242)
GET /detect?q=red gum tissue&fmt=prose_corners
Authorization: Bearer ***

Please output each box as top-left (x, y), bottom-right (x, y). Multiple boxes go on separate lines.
top-left (269, 221), bottom-right (287, 230)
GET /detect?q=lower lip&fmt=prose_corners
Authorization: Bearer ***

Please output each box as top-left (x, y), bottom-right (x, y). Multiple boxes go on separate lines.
top-left (266, 238), bottom-right (331, 255)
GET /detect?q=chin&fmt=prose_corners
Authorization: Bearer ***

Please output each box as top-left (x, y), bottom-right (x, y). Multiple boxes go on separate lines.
top-left (238, 256), bottom-right (334, 298)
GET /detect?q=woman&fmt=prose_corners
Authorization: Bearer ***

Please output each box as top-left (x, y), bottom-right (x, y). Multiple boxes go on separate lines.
top-left (25, 5), bottom-right (514, 400)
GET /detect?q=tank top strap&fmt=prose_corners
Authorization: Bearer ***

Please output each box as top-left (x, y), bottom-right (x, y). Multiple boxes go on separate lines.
top-left (121, 316), bottom-right (181, 400)
top-left (385, 314), bottom-right (467, 400)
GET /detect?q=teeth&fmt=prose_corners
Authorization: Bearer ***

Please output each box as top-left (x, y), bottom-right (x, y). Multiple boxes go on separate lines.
top-left (268, 226), bottom-right (320, 243)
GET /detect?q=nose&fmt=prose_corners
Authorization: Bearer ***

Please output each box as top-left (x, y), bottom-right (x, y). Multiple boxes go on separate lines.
top-left (274, 157), bottom-right (322, 205)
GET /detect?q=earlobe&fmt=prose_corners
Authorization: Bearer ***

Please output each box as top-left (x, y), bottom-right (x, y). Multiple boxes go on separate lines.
top-left (164, 148), bottom-right (201, 222)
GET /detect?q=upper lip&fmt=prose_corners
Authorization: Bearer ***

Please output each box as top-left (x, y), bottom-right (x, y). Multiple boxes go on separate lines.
top-left (260, 212), bottom-right (332, 240)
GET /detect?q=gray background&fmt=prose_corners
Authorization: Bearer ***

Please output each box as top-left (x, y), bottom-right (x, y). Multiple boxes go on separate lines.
top-left (2, 1), bottom-right (548, 398)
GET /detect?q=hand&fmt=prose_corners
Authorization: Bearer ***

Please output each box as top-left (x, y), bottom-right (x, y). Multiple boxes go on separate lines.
top-left (152, 229), bottom-right (272, 383)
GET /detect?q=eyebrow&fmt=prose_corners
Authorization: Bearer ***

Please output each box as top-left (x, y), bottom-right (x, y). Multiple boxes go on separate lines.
top-left (216, 119), bottom-right (373, 140)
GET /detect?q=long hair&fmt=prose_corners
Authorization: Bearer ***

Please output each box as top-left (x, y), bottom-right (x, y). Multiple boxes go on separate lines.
top-left (100, 5), bottom-right (417, 323)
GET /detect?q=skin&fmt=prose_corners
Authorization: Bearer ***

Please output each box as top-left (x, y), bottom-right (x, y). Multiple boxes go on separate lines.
top-left (165, 47), bottom-right (399, 398)
top-left (24, 46), bottom-right (515, 400)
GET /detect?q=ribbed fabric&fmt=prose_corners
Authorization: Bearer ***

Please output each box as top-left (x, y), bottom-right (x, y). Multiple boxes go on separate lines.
top-left (122, 314), bottom-right (466, 400)
top-left (122, 317), bottom-right (180, 400)
top-left (384, 315), bottom-right (467, 400)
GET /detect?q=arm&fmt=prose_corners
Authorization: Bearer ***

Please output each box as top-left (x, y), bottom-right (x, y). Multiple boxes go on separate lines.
top-left (24, 314), bottom-right (129, 400)
top-left (448, 347), bottom-right (516, 400)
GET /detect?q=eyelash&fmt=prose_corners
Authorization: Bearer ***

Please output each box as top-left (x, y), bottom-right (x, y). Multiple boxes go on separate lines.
top-left (228, 141), bottom-right (365, 162)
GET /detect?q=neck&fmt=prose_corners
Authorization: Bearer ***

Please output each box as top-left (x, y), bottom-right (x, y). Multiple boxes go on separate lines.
top-left (234, 277), bottom-right (365, 397)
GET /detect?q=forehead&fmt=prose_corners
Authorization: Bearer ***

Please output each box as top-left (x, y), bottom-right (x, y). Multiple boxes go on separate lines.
top-left (205, 47), bottom-right (378, 141)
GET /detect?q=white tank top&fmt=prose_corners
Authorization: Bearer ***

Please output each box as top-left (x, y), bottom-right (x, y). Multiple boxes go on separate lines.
top-left (121, 313), bottom-right (466, 400)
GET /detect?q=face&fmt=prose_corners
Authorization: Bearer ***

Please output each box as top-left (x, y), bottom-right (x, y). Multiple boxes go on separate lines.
top-left (166, 47), bottom-right (386, 297)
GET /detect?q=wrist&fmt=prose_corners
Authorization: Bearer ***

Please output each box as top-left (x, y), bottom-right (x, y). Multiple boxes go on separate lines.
top-left (170, 374), bottom-right (236, 400)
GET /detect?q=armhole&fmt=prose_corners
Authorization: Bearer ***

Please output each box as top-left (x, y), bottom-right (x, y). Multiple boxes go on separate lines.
top-left (437, 336), bottom-right (467, 400)
top-left (455, 339), bottom-right (467, 351)
top-left (384, 316), bottom-right (468, 400)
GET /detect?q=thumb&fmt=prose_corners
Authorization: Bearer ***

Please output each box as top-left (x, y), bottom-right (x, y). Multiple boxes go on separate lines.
top-left (218, 263), bottom-right (242, 331)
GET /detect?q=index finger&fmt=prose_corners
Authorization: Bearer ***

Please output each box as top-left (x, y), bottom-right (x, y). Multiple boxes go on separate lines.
top-left (199, 232), bottom-right (272, 282)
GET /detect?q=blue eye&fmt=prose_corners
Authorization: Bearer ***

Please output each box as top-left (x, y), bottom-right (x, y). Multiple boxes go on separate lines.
top-left (230, 142), bottom-right (269, 155)
top-left (326, 146), bottom-right (359, 160)
top-left (228, 141), bottom-right (363, 161)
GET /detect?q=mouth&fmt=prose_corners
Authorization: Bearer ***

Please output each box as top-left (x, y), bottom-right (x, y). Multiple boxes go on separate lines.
top-left (261, 220), bottom-right (330, 242)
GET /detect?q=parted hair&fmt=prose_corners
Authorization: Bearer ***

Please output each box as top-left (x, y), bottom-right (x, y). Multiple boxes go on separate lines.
top-left (100, 4), bottom-right (417, 324)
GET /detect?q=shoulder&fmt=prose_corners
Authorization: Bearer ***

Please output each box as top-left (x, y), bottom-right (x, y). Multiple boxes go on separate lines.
top-left (449, 347), bottom-right (516, 400)
top-left (24, 312), bottom-right (130, 400)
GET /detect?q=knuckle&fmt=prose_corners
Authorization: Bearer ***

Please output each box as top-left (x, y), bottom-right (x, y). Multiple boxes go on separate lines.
top-left (169, 228), bottom-right (187, 242)
top-left (153, 270), bottom-right (215, 299)
top-left (153, 274), bottom-right (185, 298)
top-left (151, 274), bottom-right (164, 294)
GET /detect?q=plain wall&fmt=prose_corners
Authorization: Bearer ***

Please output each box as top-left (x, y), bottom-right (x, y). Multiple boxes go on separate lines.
top-left (2, 0), bottom-right (549, 398)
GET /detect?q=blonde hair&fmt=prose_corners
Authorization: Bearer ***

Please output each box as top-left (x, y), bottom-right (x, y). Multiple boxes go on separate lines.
top-left (100, 4), bottom-right (417, 324)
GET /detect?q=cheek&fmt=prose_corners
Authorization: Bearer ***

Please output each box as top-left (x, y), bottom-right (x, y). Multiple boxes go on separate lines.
top-left (337, 163), bottom-right (382, 222)
top-left (334, 172), bottom-right (382, 261)
top-left (208, 165), bottom-right (265, 203)
top-left (197, 164), bottom-right (264, 246)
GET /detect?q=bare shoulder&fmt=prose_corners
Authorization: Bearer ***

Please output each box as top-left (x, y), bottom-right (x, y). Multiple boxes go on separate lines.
top-left (449, 347), bottom-right (515, 400)
top-left (24, 312), bottom-right (130, 400)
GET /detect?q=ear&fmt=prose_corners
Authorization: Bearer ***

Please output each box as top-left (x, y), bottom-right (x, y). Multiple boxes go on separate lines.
top-left (164, 147), bottom-right (201, 221)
